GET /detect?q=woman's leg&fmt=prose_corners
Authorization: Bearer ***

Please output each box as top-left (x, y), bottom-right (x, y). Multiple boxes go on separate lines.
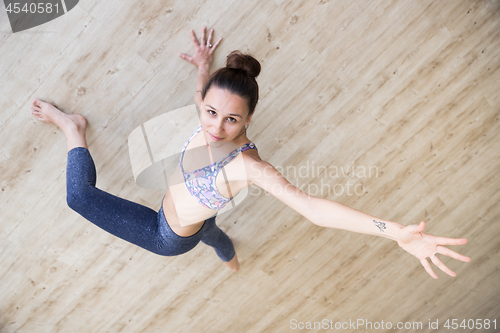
top-left (30, 99), bottom-right (185, 255)
top-left (200, 219), bottom-right (240, 271)
top-left (66, 147), bottom-right (167, 253)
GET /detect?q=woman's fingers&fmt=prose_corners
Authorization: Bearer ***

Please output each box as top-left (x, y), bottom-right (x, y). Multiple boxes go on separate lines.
top-left (430, 255), bottom-right (456, 277)
top-left (415, 221), bottom-right (426, 232)
top-left (421, 249), bottom-right (468, 279)
top-left (178, 53), bottom-right (194, 63)
top-left (182, 27), bottom-right (220, 66)
top-left (206, 28), bottom-right (213, 46)
top-left (437, 245), bottom-right (471, 262)
top-left (420, 258), bottom-right (439, 279)
top-left (201, 26), bottom-right (206, 46)
top-left (435, 236), bottom-right (468, 246)
top-left (212, 36), bottom-right (222, 50)
top-left (188, 27), bottom-right (220, 49)
top-left (190, 29), bottom-right (200, 48)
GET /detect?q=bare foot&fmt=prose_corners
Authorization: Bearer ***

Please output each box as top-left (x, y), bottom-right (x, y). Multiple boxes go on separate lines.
top-left (30, 98), bottom-right (87, 133)
top-left (225, 237), bottom-right (240, 272)
top-left (31, 99), bottom-right (89, 152)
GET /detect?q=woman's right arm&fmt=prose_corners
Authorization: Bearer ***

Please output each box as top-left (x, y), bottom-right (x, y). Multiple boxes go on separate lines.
top-left (179, 27), bottom-right (222, 110)
top-left (193, 66), bottom-right (210, 110)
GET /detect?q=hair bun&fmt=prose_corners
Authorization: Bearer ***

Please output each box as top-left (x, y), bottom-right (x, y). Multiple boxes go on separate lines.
top-left (226, 50), bottom-right (261, 79)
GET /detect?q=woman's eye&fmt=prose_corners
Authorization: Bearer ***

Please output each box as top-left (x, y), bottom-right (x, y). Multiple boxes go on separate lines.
top-left (207, 110), bottom-right (236, 123)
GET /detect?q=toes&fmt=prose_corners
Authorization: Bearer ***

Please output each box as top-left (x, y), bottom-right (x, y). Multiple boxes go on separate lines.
top-left (31, 100), bottom-right (46, 111)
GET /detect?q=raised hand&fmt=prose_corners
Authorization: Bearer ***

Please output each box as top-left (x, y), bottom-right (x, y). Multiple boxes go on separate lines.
top-left (397, 221), bottom-right (471, 279)
top-left (179, 27), bottom-right (222, 69)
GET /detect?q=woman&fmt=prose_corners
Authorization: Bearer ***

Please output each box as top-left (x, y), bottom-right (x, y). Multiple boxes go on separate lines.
top-left (30, 27), bottom-right (470, 278)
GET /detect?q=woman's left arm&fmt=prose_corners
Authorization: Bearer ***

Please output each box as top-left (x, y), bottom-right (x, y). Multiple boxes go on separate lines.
top-left (247, 158), bottom-right (402, 238)
top-left (246, 157), bottom-right (471, 279)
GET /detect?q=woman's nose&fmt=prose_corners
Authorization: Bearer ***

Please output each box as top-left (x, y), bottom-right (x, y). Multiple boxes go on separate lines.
top-left (213, 120), bottom-right (224, 133)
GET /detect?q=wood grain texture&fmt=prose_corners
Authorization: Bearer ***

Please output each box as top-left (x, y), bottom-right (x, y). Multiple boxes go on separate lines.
top-left (1, 0), bottom-right (499, 332)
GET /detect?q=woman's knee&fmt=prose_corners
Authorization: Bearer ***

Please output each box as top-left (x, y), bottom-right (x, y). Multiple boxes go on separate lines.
top-left (66, 186), bottom-right (91, 211)
top-left (221, 246), bottom-right (236, 262)
top-left (66, 191), bottom-right (81, 211)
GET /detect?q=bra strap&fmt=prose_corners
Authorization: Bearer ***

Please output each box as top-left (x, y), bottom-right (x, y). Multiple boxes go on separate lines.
top-left (218, 143), bottom-right (257, 168)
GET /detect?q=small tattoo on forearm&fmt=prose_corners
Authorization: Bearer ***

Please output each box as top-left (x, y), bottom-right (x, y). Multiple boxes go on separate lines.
top-left (373, 220), bottom-right (386, 232)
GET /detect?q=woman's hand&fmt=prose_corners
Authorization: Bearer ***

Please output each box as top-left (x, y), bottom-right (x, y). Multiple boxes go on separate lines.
top-left (397, 221), bottom-right (471, 279)
top-left (179, 27), bottom-right (222, 70)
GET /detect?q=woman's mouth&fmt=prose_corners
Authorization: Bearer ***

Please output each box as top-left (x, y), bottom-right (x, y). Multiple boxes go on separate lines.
top-left (209, 133), bottom-right (223, 141)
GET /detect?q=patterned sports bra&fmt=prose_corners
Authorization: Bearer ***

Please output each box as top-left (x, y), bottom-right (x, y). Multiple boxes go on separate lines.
top-left (179, 125), bottom-right (258, 210)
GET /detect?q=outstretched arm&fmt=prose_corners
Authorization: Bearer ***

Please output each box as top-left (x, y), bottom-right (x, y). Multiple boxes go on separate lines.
top-left (246, 158), bottom-right (471, 279)
top-left (179, 27), bottom-right (222, 110)
top-left (246, 159), bottom-right (401, 238)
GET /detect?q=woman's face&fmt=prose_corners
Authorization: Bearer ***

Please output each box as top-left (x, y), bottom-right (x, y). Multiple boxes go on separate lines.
top-left (200, 86), bottom-right (251, 143)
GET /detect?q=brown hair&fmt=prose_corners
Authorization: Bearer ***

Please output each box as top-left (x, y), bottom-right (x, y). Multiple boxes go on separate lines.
top-left (202, 50), bottom-right (261, 117)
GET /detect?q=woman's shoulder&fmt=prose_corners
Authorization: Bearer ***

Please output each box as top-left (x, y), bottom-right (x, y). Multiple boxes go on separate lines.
top-left (240, 149), bottom-right (276, 186)
top-left (241, 143), bottom-right (261, 162)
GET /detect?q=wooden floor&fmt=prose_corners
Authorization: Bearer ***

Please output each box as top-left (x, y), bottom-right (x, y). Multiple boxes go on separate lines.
top-left (1, 0), bottom-right (499, 332)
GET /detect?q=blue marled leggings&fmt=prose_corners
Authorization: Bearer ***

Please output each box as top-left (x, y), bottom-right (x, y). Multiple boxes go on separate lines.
top-left (65, 147), bottom-right (235, 262)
